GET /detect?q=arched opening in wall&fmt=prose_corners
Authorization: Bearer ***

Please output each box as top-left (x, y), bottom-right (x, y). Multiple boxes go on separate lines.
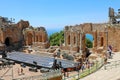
top-left (100, 37), bottom-right (104, 46)
top-left (28, 33), bottom-right (32, 45)
top-left (73, 36), bottom-right (76, 45)
top-left (85, 34), bottom-right (93, 48)
top-left (5, 37), bottom-right (12, 46)
top-left (39, 35), bottom-right (42, 42)
top-left (68, 35), bottom-right (70, 45)
top-left (36, 36), bottom-right (39, 42)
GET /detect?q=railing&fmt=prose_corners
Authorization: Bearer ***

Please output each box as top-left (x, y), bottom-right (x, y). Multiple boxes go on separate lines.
top-left (13, 69), bottom-right (62, 80)
top-left (63, 59), bottom-right (104, 80)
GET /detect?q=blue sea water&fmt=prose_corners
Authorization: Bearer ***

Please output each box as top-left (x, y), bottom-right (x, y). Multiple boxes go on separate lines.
top-left (47, 29), bottom-right (63, 36)
top-left (86, 34), bottom-right (93, 41)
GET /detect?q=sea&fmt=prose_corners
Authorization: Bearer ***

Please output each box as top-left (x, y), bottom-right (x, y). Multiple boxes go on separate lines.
top-left (86, 34), bottom-right (93, 41)
top-left (47, 29), bottom-right (63, 36)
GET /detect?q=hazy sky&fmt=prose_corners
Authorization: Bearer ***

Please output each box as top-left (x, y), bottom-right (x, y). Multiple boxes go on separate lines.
top-left (0, 0), bottom-right (119, 34)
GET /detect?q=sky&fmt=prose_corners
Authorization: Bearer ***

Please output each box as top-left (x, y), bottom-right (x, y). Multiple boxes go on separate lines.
top-left (0, 0), bottom-right (120, 35)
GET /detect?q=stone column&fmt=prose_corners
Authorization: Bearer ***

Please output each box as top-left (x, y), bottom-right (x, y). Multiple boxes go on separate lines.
top-left (64, 31), bottom-right (66, 46)
top-left (70, 31), bottom-right (72, 51)
top-left (93, 31), bottom-right (97, 48)
top-left (79, 32), bottom-right (82, 54)
top-left (76, 32), bottom-right (77, 46)
top-left (26, 36), bottom-right (28, 46)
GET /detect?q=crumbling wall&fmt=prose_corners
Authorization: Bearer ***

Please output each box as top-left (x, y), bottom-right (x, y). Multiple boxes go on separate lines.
top-left (62, 23), bottom-right (116, 54)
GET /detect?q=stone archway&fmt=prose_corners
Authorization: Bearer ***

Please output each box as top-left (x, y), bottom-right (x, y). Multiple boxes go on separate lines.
top-left (39, 35), bottom-right (42, 42)
top-left (73, 36), bottom-right (76, 45)
top-left (85, 34), bottom-right (93, 48)
top-left (100, 37), bottom-right (104, 46)
top-left (27, 33), bottom-right (33, 45)
top-left (68, 35), bottom-right (70, 45)
top-left (36, 36), bottom-right (39, 42)
top-left (5, 37), bottom-right (12, 46)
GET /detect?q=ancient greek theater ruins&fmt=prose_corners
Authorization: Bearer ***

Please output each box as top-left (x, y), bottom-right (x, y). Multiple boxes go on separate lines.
top-left (0, 7), bottom-right (120, 80)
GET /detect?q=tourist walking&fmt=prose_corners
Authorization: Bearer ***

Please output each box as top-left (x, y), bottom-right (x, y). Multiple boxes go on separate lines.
top-left (108, 45), bottom-right (112, 59)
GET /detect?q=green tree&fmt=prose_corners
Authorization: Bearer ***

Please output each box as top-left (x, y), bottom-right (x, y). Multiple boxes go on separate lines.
top-left (85, 38), bottom-right (93, 48)
top-left (49, 31), bottom-right (64, 46)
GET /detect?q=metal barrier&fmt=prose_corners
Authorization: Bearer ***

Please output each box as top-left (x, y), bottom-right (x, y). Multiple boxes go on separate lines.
top-left (63, 59), bottom-right (104, 80)
top-left (63, 59), bottom-right (120, 80)
top-left (13, 69), bottom-right (62, 80)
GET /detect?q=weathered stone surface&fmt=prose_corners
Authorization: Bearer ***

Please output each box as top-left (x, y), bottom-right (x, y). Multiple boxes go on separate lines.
top-left (62, 23), bottom-right (120, 54)
top-left (0, 16), bottom-right (49, 51)
top-left (24, 27), bottom-right (50, 48)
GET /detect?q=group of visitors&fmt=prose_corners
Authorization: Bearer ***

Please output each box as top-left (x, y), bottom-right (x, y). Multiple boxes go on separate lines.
top-left (80, 59), bottom-right (95, 72)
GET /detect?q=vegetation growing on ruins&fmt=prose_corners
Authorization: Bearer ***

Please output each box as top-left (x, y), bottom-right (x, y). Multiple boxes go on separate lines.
top-left (49, 31), bottom-right (64, 46)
